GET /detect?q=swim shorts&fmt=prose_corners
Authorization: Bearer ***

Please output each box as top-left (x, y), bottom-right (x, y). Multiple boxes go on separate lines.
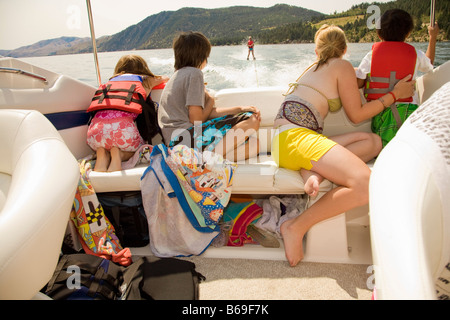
top-left (271, 126), bottom-right (336, 171)
top-left (169, 111), bottom-right (253, 151)
top-left (87, 110), bottom-right (144, 152)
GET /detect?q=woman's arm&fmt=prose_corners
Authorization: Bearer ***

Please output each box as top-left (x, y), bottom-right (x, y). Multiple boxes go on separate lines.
top-left (338, 60), bottom-right (415, 124)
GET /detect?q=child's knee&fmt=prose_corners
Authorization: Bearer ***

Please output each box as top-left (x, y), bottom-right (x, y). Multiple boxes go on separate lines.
top-left (247, 114), bottom-right (260, 131)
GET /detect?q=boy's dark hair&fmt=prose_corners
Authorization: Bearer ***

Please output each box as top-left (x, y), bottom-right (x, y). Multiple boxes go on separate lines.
top-left (377, 9), bottom-right (414, 41)
top-left (173, 31), bottom-right (211, 70)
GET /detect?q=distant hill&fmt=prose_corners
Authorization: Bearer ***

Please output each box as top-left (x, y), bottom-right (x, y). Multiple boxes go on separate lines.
top-left (3, 4), bottom-right (323, 58)
top-left (4, 37), bottom-right (91, 58)
top-left (2, 1), bottom-right (447, 58)
top-left (256, 0), bottom-right (448, 44)
top-left (315, 0), bottom-right (449, 43)
top-left (96, 4), bottom-right (323, 51)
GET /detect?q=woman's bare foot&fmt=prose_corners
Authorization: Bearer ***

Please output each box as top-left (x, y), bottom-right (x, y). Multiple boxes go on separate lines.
top-left (280, 218), bottom-right (305, 267)
top-left (304, 174), bottom-right (320, 197)
top-left (301, 169), bottom-right (323, 198)
top-left (94, 147), bottom-right (110, 172)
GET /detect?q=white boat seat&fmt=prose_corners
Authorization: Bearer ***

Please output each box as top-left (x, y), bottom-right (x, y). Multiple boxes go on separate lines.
top-left (88, 87), bottom-right (364, 194)
top-left (88, 153), bottom-right (335, 194)
top-left (369, 82), bottom-right (450, 300)
top-left (0, 109), bottom-right (79, 299)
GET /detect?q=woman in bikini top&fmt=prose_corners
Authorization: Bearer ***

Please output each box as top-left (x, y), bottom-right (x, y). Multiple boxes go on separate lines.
top-left (274, 62), bottom-right (342, 133)
top-left (271, 24), bottom-right (416, 268)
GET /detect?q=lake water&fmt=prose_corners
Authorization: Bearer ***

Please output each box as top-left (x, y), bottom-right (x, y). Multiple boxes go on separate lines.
top-left (22, 42), bottom-right (450, 91)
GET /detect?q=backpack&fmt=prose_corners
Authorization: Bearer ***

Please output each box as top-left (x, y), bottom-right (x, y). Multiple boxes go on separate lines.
top-left (136, 95), bottom-right (162, 144)
top-left (97, 191), bottom-right (149, 248)
top-left (43, 254), bottom-right (204, 300)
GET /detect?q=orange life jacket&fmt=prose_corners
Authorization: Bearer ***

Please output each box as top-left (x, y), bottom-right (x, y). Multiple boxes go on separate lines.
top-left (87, 74), bottom-right (147, 114)
top-left (364, 42), bottom-right (417, 103)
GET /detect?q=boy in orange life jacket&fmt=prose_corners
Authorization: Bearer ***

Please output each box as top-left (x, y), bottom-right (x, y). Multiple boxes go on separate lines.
top-left (86, 55), bottom-right (168, 172)
top-left (356, 9), bottom-right (439, 147)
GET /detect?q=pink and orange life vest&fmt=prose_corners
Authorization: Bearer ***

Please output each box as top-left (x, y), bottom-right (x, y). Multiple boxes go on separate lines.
top-left (364, 42), bottom-right (417, 103)
top-left (87, 74), bottom-right (147, 114)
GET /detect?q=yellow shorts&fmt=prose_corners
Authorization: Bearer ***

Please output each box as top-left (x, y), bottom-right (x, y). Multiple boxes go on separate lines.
top-left (271, 127), bottom-right (336, 171)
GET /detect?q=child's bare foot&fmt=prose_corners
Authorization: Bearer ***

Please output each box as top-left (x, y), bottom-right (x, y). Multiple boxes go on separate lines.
top-left (107, 147), bottom-right (134, 172)
top-left (94, 147), bottom-right (110, 172)
top-left (108, 147), bottom-right (123, 172)
top-left (280, 218), bottom-right (305, 267)
top-left (304, 174), bottom-right (320, 197)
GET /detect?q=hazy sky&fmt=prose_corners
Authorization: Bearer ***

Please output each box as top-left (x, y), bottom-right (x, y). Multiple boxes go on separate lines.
top-left (0, 0), bottom-right (395, 50)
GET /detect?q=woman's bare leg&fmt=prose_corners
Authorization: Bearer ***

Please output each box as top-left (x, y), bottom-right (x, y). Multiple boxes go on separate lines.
top-left (330, 131), bottom-right (382, 162)
top-left (299, 131), bottom-right (381, 197)
top-left (281, 143), bottom-right (371, 266)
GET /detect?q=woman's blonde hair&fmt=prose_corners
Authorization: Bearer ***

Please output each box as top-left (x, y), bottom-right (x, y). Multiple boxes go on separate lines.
top-left (112, 54), bottom-right (155, 79)
top-left (314, 24), bottom-right (347, 71)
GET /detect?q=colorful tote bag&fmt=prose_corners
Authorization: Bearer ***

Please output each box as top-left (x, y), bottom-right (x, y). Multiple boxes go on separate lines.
top-left (141, 144), bottom-right (236, 257)
top-left (70, 159), bottom-right (132, 266)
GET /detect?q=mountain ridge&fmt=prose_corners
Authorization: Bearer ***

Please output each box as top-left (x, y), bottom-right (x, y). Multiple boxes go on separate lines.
top-left (2, 1), bottom-right (448, 58)
top-left (2, 4), bottom-right (323, 58)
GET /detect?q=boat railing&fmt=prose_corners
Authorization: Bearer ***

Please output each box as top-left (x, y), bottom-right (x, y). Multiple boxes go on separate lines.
top-left (0, 67), bottom-right (48, 84)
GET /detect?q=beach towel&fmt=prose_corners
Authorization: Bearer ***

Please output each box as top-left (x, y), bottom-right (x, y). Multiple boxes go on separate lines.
top-left (70, 158), bottom-right (132, 266)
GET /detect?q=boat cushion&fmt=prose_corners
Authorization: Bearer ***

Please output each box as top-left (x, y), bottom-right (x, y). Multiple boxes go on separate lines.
top-left (0, 173), bottom-right (11, 211)
top-left (0, 109), bottom-right (79, 299)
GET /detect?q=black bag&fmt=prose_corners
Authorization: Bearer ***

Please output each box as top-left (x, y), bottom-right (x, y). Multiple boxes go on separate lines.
top-left (43, 254), bottom-right (204, 300)
top-left (136, 95), bottom-right (162, 144)
top-left (97, 191), bottom-right (149, 247)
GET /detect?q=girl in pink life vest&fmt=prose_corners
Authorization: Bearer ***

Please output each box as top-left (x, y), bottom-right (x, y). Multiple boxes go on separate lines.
top-left (356, 9), bottom-right (439, 147)
top-left (86, 54), bottom-right (168, 172)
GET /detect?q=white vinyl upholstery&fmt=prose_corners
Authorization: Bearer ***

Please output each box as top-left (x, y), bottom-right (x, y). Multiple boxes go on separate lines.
top-left (0, 109), bottom-right (79, 299)
top-left (369, 82), bottom-right (450, 299)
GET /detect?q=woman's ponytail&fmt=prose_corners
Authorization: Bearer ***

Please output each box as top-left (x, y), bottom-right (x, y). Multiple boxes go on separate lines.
top-left (314, 25), bottom-right (347, 70)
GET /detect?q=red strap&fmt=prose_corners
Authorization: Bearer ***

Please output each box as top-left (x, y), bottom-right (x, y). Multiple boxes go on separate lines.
top-left (152, 82), bottom-right (166, 90)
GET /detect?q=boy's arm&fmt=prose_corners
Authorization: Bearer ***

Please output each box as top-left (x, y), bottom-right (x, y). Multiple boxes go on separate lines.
top-left (210, 105), bottom-right (261, 121)
top-left (426, 22), bottom-right (439, 64)
top-left (189, 92), bottom-right (215, 123)
top-left (355, 52), bottom-right (371, 89)
top-left (356, 77), bottom-right (366, 89)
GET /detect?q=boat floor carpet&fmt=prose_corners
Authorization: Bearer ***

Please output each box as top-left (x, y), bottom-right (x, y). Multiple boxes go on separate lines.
top-left (179, 256), bottom-right (372, 300)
